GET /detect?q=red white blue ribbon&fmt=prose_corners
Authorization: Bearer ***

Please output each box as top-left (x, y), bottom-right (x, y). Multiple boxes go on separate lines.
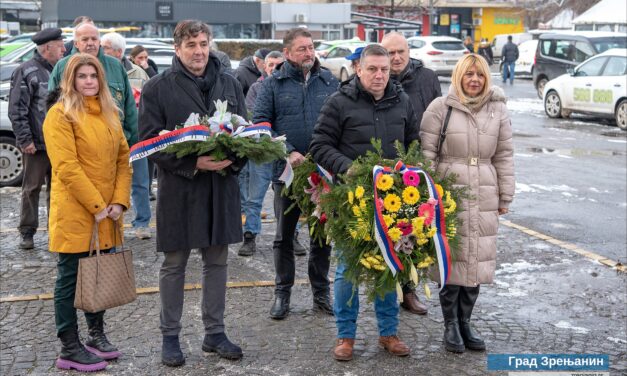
top-left (129, 123), bottom-right (273, 163)
top-left (394, 161), bottom-right (452, 286)
top-left (372, 165), bottom-right (404, 276)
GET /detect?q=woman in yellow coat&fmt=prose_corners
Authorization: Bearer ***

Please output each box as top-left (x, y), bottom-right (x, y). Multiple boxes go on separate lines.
top-left (43, 53), bottom-right (131, 372)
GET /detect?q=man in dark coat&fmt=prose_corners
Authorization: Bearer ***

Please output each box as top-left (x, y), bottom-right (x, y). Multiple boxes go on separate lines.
top-left (309, 44), bottom-right (418, 361)
top-left (501, 35), bottom-right (519, 84)
top-left (381, 31), bottom-right (441, 315)
top-left (138, 20), bottom-right (246, 367)
top-left (8, 28), bottom-right (66, 249)
top-left (234, 48), bottom-right (269, 96)
top-left (253, 27), bottom-right (339, 320)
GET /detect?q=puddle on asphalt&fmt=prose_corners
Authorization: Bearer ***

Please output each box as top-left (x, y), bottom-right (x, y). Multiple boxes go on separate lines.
top-left (527, 147), bottom-right (626, 157)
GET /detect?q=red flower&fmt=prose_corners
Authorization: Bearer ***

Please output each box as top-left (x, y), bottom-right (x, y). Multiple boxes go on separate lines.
top-left (310, 172), bottom-right (321, 186)
top-left (397, 220), bottom-right (413, 236)
top-left (320, 212), bottom-right (328, 224)
top-left (418, 203), bottom-right (435, 226)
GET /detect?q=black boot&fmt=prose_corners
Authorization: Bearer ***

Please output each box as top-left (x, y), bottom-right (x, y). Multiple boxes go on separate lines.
top-left (269, 295), bottom-right (290, 320)
top-left (439, 285), bottom-right (465, 353)
top-left (202, 332), bottom-right (243, 360)
top-left (85, 315), bottom-right (121, 360)
top-left (313, 293), bottom-right (334, 315)
top-left (19, 233), bottom-right (34, 249)
top-left (238, 232), bottom-right (256, 256)
top-left (161, 335), bottom-right (185, 367)
top-left (459, 286), bottom-right (486, 351)
top-left (56, 329), bottom-right (108, 372)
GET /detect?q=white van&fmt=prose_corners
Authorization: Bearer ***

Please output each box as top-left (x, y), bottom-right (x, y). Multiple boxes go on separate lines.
top-left (491, 33), bottom-right (532, 61)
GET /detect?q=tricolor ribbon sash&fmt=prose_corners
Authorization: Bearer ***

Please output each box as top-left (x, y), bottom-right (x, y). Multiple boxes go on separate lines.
top-left (129, 123), bottom-right (274, 163)
top-left (394, 161), bottom-right (452, 286)
top-left (372, 165), bottom-right (404, 276)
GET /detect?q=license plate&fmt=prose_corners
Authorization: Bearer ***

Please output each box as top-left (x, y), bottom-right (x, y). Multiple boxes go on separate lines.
top-left (446, 60), bottom-right (457, 65)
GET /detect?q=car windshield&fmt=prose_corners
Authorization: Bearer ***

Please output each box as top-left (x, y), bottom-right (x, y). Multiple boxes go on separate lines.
top-left (592, 37), bottom-right (627, 53)
top-left (432, 41), bottom-right (465, 51)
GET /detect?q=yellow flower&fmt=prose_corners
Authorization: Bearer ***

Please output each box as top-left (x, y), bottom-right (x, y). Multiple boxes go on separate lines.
top-left (402, 186), bottom-right (420, 205)
top-left (364, 233), bottom-right (372, 241)
top-left (347, 191), bottom-right (354, 205)
top-left (411, 217), bottom-right (425, 237)
top-left (349, 229), bottom-right (358, 239)
top-left (417, 237), bottom-right (429, 246)
top-left (359, 199), bottom-right (367, 211)
top-left (352, 205), bottom-right (361, 217)
top-left (383, 194), bottom-right (401, 212)
top-left (416, 256), bottom-right (434, 268)
top-left (424, 283), bottom-right (432, 299)
top-left (366, 256), bottom-right (380, 265)
top-left (435, 184), bottom-right (444, 198)
top-left (376, 174), bottom-right (394, 191)
top-left (360, 258), bottom-right (372, 269)
top-left (388, 227), bottom-right (402, 242)
top-left (427, 227), bottom-right (437, 238)
top-left (355, 185), bottom-right (365, 199)
top-left (444, 198), bottom-right (457, 214)
top-left (373, 264), bottom-right (386, 271)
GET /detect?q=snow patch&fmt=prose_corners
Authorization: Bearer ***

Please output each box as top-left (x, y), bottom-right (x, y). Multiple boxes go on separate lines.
top-left (556, 154), bottom-right (573, 159)
top-left (515, 153), bottom-right (535, 158)
top-left (515, 183), bottom-right (538, 193)
top-left (496, 260), bottom-right (544, 275)
top-left (507, 99), bottom-right (544, 113)
top-left (607, 336), bottom-right (627, 344)
top-left (607, 139), bottom-right (627, 143)
top-left (529, 184), bottom-right (577, 193)
top-left (554, 321), bottom-right (590, 334)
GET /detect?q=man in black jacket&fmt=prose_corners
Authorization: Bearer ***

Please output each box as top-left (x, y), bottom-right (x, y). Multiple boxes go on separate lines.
top-left (501, 35), bottom-right (519, 84)
top-left (234, 48), bottom-right (270, 97)
top-left (138, 20), bottom-right (246, 367)
top-left (381, 31), bottom-right (441, 315)
top-left (310, 44), bottom-right (418, 361)
top-left (8, 28), bottom-right (66, 249)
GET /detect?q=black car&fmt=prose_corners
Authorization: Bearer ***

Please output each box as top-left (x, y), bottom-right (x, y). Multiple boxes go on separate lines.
top-left (533, 31), bottom-right (627, 98)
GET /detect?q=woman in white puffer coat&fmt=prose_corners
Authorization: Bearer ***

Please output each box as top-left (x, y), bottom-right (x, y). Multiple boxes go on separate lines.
top-left (420, 54), bottom-right (515, 353)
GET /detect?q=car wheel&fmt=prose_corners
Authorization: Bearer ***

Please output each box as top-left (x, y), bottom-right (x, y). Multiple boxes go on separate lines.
top-left (340, 68), bottom-right (349, 82)
top-left (544, 91), bottom-right (563, 119)
top-left (616, 99), bottom-right (627, 131)
top-left (0, 136), bottom-right (24, 187)
top-left (536, 78), bottom-right (548, 99)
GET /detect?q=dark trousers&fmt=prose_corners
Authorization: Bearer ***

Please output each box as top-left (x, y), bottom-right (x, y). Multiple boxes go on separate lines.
top-left (159, 246), bottom-right (228, 336)
top-left (19, 151), bottom-right (51, 236)
top-left (54, 250), bottom-right (113, 336)
top-left (272, 182), bottom-right (331, 298)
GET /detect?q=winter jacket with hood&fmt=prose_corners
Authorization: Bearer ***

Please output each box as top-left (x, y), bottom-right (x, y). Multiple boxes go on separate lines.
top-left (234, 55), bottom-right (261, 96)
top-left (138, 54), bottom-right (247, 252)
top-left (391, 58), bottom-right (441, 127)
top-left (310, 76), bottom-right (419, 175)
top-left (43, 96), bottom-right (132, 253)
top-left (420, 85), bottom-right (515, 287)
top-left (253, 59), bottom-right (339, 182)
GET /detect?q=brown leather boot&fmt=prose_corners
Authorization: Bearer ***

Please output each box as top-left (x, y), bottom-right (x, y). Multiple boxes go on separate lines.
top-left (333, 338), bottom-right (354, 361)
top-left (379, 335), bottom-right (410, 357)
top-left (400, 292), bottom-right (428, 315)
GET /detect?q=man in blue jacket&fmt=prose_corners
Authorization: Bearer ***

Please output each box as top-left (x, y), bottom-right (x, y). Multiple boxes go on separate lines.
top-left (253, 27), bottom-right (339, 320)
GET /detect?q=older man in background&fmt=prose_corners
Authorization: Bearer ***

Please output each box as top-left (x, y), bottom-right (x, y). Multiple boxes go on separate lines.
top-left (101, 31), bottom-right (152, 240)
top-left (9, 28), bottom-right (66, 250)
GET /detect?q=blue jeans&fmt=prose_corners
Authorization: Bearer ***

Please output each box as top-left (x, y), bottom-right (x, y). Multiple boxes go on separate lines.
top-left (239, 161), bottom-right (272, 234)
top-left (334, 261), bottom-right (399, 339)
top-left (502, 61), bottom-right (516, 83)
top-left (131, 158), bottom-right (151, 228)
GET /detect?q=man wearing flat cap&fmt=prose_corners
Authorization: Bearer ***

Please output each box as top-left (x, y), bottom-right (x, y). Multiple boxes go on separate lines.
top-left (8, 28), bottom-right (66, 250)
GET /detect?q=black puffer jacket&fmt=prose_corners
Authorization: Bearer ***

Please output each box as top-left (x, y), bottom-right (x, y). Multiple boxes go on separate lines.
top-left (234, 56), bottom-right (261, 96)
top-left (310, 77), bottom-right (419, 175)
top-left (391, 58), bottom-right (441, 126)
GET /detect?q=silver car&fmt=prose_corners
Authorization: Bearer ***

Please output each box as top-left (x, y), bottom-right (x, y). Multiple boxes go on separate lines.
top-left (319, 43), bottom-right (367, 81)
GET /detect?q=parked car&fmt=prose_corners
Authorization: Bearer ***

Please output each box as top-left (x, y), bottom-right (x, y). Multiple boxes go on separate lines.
top-left (491, 33), bottom-right (532, 62)
top-left (0, 100), bottom-right (23, 186)
top-left (1, 39), bottom-right (175, 74)
top-left (0, 42), bottom-right (27, 58)
top-left (543, 48), bottom-right (627, 130)
top-left (500, 39), bottom-right (538, 77)
top-left (315, 38), bottom-right (364, 59)
top-left (407, 36), bottom-right (469, 76)
top-left (319, 43), bottom-right (367, 81)
top-left (533, 31), bottom-right (627, 98)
